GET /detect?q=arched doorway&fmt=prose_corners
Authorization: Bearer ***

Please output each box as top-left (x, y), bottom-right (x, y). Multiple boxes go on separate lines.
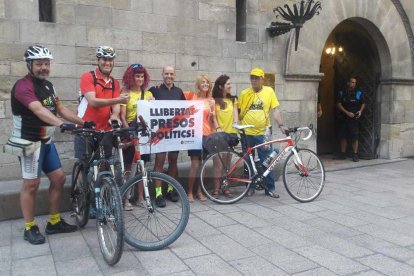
top-left (317, 19), bottom-right (382, 159)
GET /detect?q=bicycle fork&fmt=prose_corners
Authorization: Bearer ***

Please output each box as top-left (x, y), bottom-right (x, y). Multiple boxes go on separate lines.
top-left (290, 148), bottom-right (309, 176)
top-left (93, 165), bottom-right (115, 223)
top-left (138, 160), bottom-right (154, 212)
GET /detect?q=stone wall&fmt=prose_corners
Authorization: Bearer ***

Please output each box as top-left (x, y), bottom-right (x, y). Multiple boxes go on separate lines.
top-left (0, 0), bottom-right (414, 180)
top-left (0, 0), bottom-right (295, 179)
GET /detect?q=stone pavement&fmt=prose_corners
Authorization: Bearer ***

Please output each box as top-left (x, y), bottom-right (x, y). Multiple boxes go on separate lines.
top-left (1, 158), bottom-right (414, 275)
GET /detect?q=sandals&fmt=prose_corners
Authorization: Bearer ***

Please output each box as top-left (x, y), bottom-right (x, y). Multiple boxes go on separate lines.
top-left (196, 193), bottom-right (208, 201)
top-left (223, 189), bottom-right (234, 198)
top-left (187, 194), bottom-right (194, 203)
top-left (212, 190), bottom-right (220, 199)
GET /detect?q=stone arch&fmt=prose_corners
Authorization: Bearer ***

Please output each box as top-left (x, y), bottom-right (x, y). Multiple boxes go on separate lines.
top-left (284, 0), bottom-right (413, 80)
top-left (279, 0), bottom-right (414, 159)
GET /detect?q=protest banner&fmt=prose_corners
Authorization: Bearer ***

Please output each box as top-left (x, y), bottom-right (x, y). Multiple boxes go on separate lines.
top-left (137, 100), bottom-right (204, 154)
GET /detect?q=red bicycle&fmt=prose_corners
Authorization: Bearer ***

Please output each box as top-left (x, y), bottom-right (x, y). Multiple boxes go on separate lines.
top-left (200, 124), bottom-right (325, 204)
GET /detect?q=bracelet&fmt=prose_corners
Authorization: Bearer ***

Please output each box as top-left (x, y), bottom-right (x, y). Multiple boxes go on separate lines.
top-left (279, 124), bottom-right (284, 127)
top-left (216, 127), bottom-right (221, 130)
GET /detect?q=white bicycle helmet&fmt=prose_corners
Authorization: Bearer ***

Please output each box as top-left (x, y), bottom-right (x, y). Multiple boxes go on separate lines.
top-left (24, 45), bottom-right (53, 61)
top-left (96, 46), bottom-right (116, 59)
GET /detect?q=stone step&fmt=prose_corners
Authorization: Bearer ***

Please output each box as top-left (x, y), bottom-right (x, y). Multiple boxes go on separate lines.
top-left (0, 155), bottom-right (405, 221)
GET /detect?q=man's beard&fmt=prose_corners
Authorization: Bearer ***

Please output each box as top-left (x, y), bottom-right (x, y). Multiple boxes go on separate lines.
top-left (33, 71), bottom-right (49, 80)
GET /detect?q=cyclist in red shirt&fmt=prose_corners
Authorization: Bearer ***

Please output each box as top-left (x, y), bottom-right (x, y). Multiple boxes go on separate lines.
top-left (75, 46), bottom-right (130, 160)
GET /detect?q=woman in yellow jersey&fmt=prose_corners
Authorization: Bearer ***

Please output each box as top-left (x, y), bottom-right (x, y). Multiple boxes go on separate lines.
top-left (120, 63), bottom-right (153, 210)
top-left (211, 74), bottom-right (239, 198)
top-left (184, 75), bottom-right (215, 202)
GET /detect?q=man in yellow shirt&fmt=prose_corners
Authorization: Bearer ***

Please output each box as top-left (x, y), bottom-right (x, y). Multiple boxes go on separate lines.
top-left (239, 68), bottom-right (287, 198)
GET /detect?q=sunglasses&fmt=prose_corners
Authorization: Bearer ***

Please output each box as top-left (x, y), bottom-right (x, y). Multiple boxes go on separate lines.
top-left (131, 63), bottom-right (143, 69)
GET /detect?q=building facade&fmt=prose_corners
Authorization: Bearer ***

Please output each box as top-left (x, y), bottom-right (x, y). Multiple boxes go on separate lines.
top-left (0, 0), bottom-right (413, 179)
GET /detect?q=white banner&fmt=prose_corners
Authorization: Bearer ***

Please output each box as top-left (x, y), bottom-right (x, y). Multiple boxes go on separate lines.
top-left (137, 100), bottom-right (204, 154)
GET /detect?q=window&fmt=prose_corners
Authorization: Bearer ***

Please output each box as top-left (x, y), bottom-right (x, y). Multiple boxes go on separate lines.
top-left (236, 0), bottom-right (246, 42)
top-left (39, 0), bottom-right (55, 22)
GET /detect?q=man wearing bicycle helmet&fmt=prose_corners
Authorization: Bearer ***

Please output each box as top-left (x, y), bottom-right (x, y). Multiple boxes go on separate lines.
top-left (75, 46), bottom-right (130, 217)
top-left (76, 46), bottom-right (130, 132)
top-left (239, 68), bottom-right (288, 198)
top-left (75, 46), bottom-right (130, 159)
top-left (10, 45), bottom-right (91, 245)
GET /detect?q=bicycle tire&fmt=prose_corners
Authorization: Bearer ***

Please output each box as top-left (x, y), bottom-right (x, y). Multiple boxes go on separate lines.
top-left (112, 148), bottom-right (125, 188)
top-left (71, 161), bottom-right (89, 227)
top-left (121, 172), bottom-right (189, 251)
top-left (200, 150), bottom-right (252, 204)
top-left (113, 161), bottom-right (124, 187)
top-left (283, 148), bottom-right (325, 203)
top-left (96, 176), bottom-right (124, 265)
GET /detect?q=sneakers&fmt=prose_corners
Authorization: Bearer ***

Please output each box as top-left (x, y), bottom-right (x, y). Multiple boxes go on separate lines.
top-left (45, 219), bottom-right (77, 235)
top-left (352, 153), bottom-right (359, 162)
top-left (155, 195), bottom-right (166, 208)
top-left (165, 190), bottom-right (179, 202)
top-left (135, 200), bottom-right (146, 208)
top-left (265, 191), bottom-right (280, 198)
top-left (124, 200), bottom-right (133, 211)
top-left (23, 225), bottom-right (45, 245)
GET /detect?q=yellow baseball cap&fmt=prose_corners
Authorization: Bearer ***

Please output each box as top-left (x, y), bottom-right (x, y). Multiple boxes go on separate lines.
top-left (250, 68), bottom-right (264, 78)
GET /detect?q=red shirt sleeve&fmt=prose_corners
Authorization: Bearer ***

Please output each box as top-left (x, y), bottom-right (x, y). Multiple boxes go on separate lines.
top-left (80, 72), bottom-right (95, 95)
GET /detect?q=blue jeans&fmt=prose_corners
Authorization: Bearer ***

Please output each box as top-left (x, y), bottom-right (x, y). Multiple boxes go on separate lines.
top-left (241, 135), bottom-right (276, 193)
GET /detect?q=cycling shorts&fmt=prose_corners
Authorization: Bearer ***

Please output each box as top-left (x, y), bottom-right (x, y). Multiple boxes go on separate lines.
top-left (19, 141), bottom-right (62, 179)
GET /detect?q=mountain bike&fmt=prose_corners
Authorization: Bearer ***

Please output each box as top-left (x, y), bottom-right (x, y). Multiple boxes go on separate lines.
top-left (62, 125), bottom-right (124, 265)
top-left (115, 117), bottom-right (190, 251)
top-left (200, 124), bottom-right (325, 204)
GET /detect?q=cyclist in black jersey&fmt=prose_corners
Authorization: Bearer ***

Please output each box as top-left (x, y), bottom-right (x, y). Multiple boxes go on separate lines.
top-left (10, 45), bottom-right (94, 245)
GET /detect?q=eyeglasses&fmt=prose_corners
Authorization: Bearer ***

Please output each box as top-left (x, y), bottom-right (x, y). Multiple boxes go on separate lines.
top-left (131, 64), bottom-right (143, 69)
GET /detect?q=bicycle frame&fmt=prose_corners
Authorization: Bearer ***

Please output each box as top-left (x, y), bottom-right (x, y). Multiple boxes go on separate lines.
top-left (83, 132), bottom-right (118, 222)
top-left (226, 126), bottom-right (312, 184)
top-left (246, 136), bottom-right (295, 177)
top-left (112, 123), bottom-right (154, 211)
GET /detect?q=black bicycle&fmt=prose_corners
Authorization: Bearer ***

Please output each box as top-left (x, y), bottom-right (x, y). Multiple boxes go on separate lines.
top-left (62, 125), bottom-right (124, 265)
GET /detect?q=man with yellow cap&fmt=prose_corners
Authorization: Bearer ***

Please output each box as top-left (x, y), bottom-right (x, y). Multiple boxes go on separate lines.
top-left (239, 68), bottom-right (287, 198)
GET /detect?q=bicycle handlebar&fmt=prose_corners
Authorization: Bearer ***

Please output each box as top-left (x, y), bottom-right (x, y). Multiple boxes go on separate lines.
top-left (287, 124), bottom-right (313, 141)
top-left (233, 123), bottom-right (313, 141)
top-left (61, 115), bottom-right (150, 137)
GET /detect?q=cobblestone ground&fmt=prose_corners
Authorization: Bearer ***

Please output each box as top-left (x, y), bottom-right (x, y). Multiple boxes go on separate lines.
top-left (1, 159), bottom-right (414, 275)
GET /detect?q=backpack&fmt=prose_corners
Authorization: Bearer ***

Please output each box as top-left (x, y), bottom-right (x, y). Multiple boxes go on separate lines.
top-left (336, 90), bottom-right (363, 120)
top-left (78, 71), bottom-right (115, 103)
top-left (338, 90), bottom-right (362, 102)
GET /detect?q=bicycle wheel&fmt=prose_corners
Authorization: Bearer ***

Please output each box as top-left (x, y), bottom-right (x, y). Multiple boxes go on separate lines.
top-left (96, 176), bottom-right (124, 265)
top-left (283, 148), bottom-right (325, 203)
top-left (121, 172), bottom-right (189, 251)
top-left (71, 161), bottom-right (89, 227)
top-left (200, 150), bottom-right (252, 204)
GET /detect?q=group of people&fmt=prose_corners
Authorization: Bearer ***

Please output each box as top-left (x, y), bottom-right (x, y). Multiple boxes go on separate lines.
top-left (12, 44), bottom-right (368, 246)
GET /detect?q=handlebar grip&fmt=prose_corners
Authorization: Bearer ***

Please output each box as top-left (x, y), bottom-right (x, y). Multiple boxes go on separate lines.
top-left (137, 115), bottom-right (149, 136)
top-left (138, 115), bottom-right (146, 125)
top-left (110, 120), bottom-right (121, 129)
top-left (60, 123), bottom-right (77, 132)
